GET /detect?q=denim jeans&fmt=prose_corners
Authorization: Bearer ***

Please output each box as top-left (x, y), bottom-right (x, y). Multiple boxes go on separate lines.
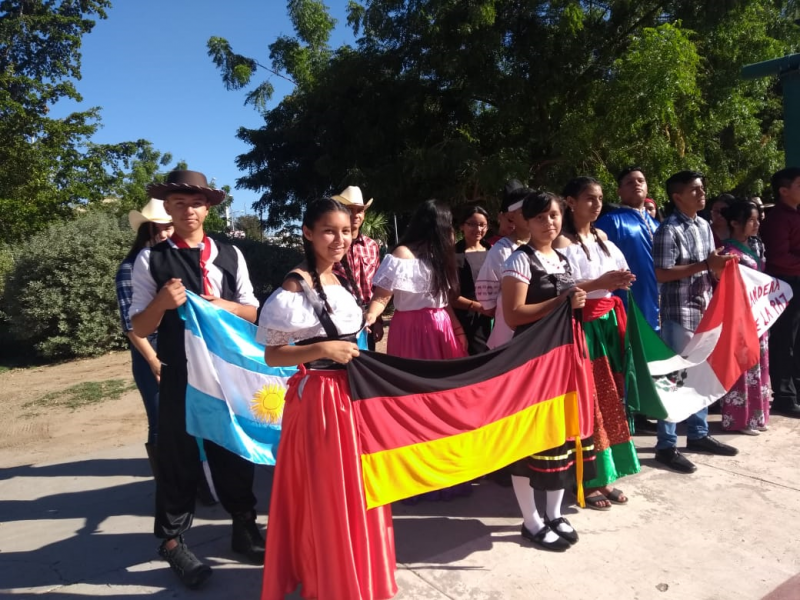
top-left (131, 347), bottom-right (159, 446)
top-left (656, 320), bottom-right (709, 450)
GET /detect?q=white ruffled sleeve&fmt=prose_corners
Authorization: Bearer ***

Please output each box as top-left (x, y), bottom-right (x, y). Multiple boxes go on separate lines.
top-left (256, 289), bottom-right (319, 346)
top-left (608, 241), bottom-right (630, 271)
top-left (502, 251), bottom-right (532, 284)
top-left (372, 254), bottom-right (432, 294)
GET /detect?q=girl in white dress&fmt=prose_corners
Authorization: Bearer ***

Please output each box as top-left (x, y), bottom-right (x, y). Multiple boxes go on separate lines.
top-left (554, 177), bottom-right (639, 510)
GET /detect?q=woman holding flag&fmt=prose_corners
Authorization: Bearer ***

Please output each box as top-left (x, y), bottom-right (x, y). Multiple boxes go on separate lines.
top-left (258, 198), bottom-right (397, 600)
top-left (501, 191), bottom-right (594, 552)
top-left (555, 177), bottom-right (640, 510)
top-left (719, 201), bottom-right (772, 434)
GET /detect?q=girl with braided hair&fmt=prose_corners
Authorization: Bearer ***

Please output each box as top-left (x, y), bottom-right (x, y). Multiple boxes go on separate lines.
top-left (554, 177), bottom-right (639, 510)
top-left (257, 198), bottom-right (397, 600)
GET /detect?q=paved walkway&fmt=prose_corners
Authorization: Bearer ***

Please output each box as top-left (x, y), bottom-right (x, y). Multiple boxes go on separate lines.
top-left (1, 415), bottom-right (798, 599)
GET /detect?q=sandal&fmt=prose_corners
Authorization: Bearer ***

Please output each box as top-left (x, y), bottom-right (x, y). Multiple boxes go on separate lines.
top-left (605, 488), bottom-right (628, 505)
top-left (584, 491), bottom-right (612, 511)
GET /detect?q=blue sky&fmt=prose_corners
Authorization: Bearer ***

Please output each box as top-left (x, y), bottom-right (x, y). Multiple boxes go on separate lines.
top-left (54, 0), bottom-right (354, 222)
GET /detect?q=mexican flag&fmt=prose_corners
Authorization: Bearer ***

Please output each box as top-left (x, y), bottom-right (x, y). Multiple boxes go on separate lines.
top-left (626, 262), bottom-right (793, 423)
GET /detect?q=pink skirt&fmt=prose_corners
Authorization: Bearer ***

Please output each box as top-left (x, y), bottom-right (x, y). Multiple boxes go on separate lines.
top-left (387, 308), bottom-right (467, 360)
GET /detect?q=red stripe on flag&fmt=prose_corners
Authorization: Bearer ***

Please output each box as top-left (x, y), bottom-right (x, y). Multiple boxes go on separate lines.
top-left (354, 344), bottom-right (575, 455)
top-left (704, 262), bottom-right (760, 390)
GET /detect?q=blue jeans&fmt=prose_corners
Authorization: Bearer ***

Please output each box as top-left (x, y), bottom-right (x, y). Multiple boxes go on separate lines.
top-left (131, 347), bottom-right (159, 446)
top-left (656, 320), bottom-right (708, 450)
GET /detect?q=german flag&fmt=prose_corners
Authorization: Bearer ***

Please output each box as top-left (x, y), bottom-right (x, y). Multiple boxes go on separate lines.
top-left (346, 301), bottom-right (583, 509)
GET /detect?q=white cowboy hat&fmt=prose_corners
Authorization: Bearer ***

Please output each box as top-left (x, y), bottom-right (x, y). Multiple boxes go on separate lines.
top-left (332, 186), bottom-right (373, 209)
top-left (128, 198), bottom-right (173, 231)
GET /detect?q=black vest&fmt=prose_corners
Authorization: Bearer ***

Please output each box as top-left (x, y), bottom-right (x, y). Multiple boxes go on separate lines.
top-left (513, 245), bottom-right (575, 337)
top-left (149, 240), bottom-right (239, 365)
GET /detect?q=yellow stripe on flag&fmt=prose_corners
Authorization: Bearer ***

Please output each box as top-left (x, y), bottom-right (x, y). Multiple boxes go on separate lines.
top-left (361, 392), bottom-right (577, 509)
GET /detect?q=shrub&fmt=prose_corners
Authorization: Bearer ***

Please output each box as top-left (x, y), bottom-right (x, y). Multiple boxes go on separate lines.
top-left (211, 235), bottom-right (303, 304)
top-left (4, 213), bottom-right (131, 359)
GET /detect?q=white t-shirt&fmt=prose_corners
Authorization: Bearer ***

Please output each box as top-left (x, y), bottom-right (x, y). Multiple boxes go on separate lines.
top-left (562, 239), bottom-right (629, 299)
top-left (475, 237), bottom-right (521, 349)
top-left (372, 254), bottom-right (448, 310)
top-left (130, 238), bottom-right (259, 317)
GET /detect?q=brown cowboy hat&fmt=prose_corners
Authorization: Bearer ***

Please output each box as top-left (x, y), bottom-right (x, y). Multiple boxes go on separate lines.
top-left (146, 170), bottom-right (226, 206)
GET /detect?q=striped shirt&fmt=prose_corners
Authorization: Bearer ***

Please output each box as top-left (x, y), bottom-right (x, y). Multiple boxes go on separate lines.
top-left (653, 210), bottom-right (715, 332)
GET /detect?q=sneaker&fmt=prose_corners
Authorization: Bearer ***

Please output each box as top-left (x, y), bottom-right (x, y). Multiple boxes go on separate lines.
top-left (654, 447), bottom-right (697, 474)
top-left (686, 435), bottom-right (739, 456)
top-left (231, 513), bottom-right (265, 564)
top-left (158, 536), bottom-right (212, 589)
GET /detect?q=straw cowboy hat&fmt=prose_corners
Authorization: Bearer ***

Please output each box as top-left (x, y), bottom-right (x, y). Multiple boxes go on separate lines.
top-left (332, 186), bottom-right (373, 209)
top-left (128, 198), bottom-right (173, 231)
top-left (146, 170), bottom-right (226, 206)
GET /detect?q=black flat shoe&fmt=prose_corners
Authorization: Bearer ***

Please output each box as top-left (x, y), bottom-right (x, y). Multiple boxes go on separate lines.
top-left (545, 517), bottom-right (579, 545)
top-left (686, 435), bottom-right (738, 456)
top-left (520, 524), bottom-right (571, 552)
top-left (654, 447), bottom-right (697, 473)
top-left (158, 536), bottom-right (212, 589)
top-left (231, 513), bottom-right (266, 564)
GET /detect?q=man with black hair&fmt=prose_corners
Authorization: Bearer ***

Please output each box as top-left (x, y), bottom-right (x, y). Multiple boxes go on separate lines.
top-left (596, 167), bottom-right (660, 331)
top-left (652, 170), bottom-right (738, 473)
top-left (131, 170), bottom-right (264, 589)
top-left (760, 166), bottom-right (800, 418)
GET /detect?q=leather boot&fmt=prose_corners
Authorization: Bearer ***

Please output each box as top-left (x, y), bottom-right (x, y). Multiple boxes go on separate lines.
top-left (231, 512), bottom-right (265, 563)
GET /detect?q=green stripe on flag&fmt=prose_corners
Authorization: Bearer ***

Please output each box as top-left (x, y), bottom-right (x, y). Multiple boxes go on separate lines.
top-left (624, 292), bottom-right (669, 420)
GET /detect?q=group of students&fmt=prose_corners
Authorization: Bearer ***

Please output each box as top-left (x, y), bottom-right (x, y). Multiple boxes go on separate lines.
top-left (116, 165), bottom-right (800, 599)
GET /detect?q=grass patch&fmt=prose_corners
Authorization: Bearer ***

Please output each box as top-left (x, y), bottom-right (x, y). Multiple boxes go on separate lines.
top-left (24, 379), bottom-right (137, 412)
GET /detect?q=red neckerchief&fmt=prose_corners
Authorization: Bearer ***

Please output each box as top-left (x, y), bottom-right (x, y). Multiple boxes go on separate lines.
top-left (171, 233), bottom-right (213, 295)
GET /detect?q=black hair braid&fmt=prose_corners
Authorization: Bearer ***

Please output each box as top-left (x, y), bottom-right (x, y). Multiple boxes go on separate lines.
top-left (561, 203), bottom-right (591, 259)
top-left (302, 236), bottom-right (333, 313)
top-left (339, 254), bottom-right (364, 308)
top-left (590, 223), bottom-right (611, 258)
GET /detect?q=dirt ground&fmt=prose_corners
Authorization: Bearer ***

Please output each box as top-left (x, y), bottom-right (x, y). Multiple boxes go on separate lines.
top-left (0, 352), bottom-right (146, 468)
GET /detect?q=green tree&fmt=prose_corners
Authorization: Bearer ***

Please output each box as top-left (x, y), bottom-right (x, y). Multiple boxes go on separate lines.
top-left (210, 1), bottom-right (799, 219)
top-left (235, 214), bottom-right (264, 240)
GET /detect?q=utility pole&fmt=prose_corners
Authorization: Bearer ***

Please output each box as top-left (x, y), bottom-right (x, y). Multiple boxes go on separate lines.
top-left (742, 53), bottom-right (800, 167)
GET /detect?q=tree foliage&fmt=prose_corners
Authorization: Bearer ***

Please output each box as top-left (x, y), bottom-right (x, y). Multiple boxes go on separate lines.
top-left (0, 0), bottom-right (175, 242)
top-left (210, 0), bottom-right (800, 222)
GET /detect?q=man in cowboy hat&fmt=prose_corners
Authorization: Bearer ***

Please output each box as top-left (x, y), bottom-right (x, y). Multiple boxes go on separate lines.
top-left (130, 170), bottom-right (264, 589)
top-left (332, 185), bottom-right (383, 347)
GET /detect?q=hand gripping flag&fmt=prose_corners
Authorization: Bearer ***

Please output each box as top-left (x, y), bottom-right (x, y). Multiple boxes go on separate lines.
top-left (346, 301), bottom-right (585, 509)
top-left (626, 262), bottom-right (792, 423)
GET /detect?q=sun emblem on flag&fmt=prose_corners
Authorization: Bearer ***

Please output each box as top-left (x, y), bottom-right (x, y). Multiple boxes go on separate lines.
top-left (250, 383), bottom-right (286, 425)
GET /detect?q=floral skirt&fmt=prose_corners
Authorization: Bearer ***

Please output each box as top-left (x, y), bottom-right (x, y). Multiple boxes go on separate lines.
top-left (721, 334), bottom-right (771, 431)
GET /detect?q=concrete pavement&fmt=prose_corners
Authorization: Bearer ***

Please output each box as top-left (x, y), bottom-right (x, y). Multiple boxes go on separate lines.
top-left (1, 415), bottom-right (798, 599)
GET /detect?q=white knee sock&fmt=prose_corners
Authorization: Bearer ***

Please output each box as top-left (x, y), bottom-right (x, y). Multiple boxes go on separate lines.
top-left (545, 489), bottom-right (573, 533)
top-left (512, 476), bottom-right (559, 542)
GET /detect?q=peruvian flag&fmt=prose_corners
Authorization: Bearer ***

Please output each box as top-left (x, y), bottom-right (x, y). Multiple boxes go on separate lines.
top-left (627, 262), bottom-right (790, 423)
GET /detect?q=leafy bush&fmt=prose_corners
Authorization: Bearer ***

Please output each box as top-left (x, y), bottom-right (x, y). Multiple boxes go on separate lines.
top-left (4, 213), bottom-right (131, 359)
top-left (212, 235), bottom-right (303, 304)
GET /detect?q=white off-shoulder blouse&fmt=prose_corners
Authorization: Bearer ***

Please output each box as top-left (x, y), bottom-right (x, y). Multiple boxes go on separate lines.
top-left (372, 254), bottom-right (448, 311)
top-left (257, 284), bottom-right (363, 347)
top-left (562, 239), bottom-right (629, 299)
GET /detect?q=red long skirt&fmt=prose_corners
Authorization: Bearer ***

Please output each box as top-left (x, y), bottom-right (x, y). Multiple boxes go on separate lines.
top-left (261, 368), bottom-right (397, 600)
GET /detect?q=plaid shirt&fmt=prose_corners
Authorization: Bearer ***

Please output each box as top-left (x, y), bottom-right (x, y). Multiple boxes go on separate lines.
top-left (653, 210), bottom-right (715, 332)
top-left (335, 233), bottom-right (381, 304)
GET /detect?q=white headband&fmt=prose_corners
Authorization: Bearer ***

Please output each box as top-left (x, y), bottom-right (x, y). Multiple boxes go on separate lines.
top-left (507, 200), bottom-right (524, 212)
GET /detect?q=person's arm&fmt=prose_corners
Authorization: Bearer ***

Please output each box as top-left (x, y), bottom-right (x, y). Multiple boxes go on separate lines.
top-left (502, 277), bottom-right (579, 327)
top-left (132, 278), bottom-right (186, 337)
top-left (201, 246), bottom-right (259, 323)
top-left (445, 304), bottom-right (468, 350)
top-left (365, 286), bottom-right (392, 325)
top-left (126, 332), bottom-right (162, 381)
top-left (265, 340), bottom-right (359, 367)
top-left (200, 296), bottom-right (258, 322)
top-left (763, 217), bottom-right (800, 273)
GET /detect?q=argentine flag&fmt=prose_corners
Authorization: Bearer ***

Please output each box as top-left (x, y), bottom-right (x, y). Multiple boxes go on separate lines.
top-left (180, 291), bottom-right (368, 465)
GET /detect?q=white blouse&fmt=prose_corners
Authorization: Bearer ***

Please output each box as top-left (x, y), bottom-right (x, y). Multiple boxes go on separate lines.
top-left (475, 237), bottom-right (521, 349)
top-left (562, 239), bottom-right (629, 299)
top-left (372, 254), bottom-right (448, 311)
top-left (257, 284), bottom-right (363, 347)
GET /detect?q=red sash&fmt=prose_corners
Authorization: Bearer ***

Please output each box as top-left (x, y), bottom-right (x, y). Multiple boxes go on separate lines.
top-left (171, 233), bottom-right (213, 295)
top-left (583, 295), bottom-right (627, 350)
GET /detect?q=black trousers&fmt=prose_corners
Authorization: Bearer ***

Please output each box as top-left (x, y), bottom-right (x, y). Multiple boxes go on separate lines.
top-left (154, 363), bottom-right (257, 539)
top-left (768, 276), bottom-right (800, 409)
